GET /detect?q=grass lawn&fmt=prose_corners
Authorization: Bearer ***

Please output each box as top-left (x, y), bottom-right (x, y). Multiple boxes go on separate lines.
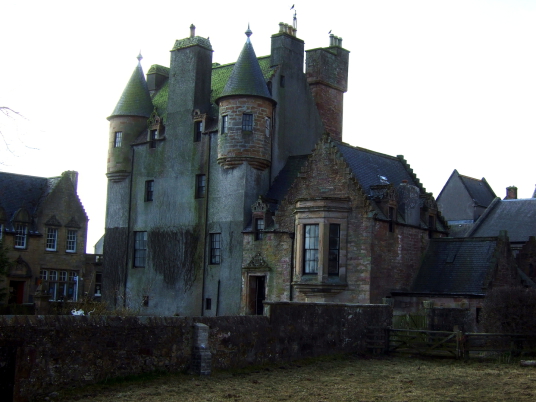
top-left (55, 354), bottom-right (536, 401)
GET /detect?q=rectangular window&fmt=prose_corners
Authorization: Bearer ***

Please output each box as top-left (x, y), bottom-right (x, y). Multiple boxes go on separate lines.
top-left (303, 224), bottom-right (319, 274)
top-left (328, 224), bottom-right (340, 275)
top-left (149, 129), bottom-right (157, 148)
top-left (194, 120), bottom-right (203, 142)
top-left (196, 174), bottom-right (206, 198)
top-left (280, 75), bottom-right (285, 88)
top-left (242, 113), bottom-right (253, 132)
top-left (66, 230), bottom-right (77, 252)
top-left (134, 231), bottom-right (147, 267)
top-left (145, 180), bottom-right (154, 202)
top-left (46, 228), bottom-right (58, 251)
top-left (46, 270), bottom-right (78, 301)
top-left (265, 117), bottom-right (271, 137)
top-left (255, 218), bottom-right (264, 240)
top-left (114, 131), bottom-right (123, 148)
top-left (388, 207), bottom-right (395, 233)
top-left (221, 115), bottom-right (228, 134)
top-left (15, 224), bottom-right (27, 249)
top-left (95, 272), bottom-right (103, 296)
top-left (205, 298), bottom-right (212, 311)
top-left (40, 270), bottom-right (48, 280)
top-left (0, 223), bottom-right (3, 241)
top-left (210, 233), bottom-right (221, 264)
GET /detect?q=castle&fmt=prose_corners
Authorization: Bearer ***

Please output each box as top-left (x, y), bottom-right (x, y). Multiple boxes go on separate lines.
top-left (103, 22), bottom-right (446, 316)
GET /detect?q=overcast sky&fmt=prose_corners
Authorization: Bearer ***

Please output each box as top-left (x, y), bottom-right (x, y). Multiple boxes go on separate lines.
top-left (1, 0), bottom-right (535, 252)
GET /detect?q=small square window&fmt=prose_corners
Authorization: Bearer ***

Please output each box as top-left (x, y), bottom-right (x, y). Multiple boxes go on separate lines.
top-left (196, 175), bottom-right (206, 198)
top-left (210, 233), bottom-right (221, 264)
top-left (66, 230), bottom-right (77, 253)
top-left (194, 121), bottom-right (203, 142)
top-left (46, 228), bottom-right (58, 251)
top-left (221, 115), bottom-right (228, 134)
top-left (145, 180), bottom-right (154, 202)
top-left (114, 131), bottom-right (123, 148)
top-left (242, 113), bottom-right (253, 132)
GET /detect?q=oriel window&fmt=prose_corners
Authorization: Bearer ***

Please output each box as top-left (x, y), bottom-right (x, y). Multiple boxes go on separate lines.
top-left (328, 224), bottom-right (340, 275)
top-left (303, 224), bottom-right (319, 274)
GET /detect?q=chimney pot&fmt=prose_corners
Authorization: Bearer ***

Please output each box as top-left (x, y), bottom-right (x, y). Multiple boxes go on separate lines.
top-left (279, 22), bottom-right (285, 33)
top-left (505, 186), bottom-right (518, 200)
top-left (190, 24), bottom-right (196, 38)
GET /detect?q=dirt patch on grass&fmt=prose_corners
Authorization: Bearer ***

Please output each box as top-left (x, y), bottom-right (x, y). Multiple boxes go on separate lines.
top-left (55, 355), bottom-right (536, 401)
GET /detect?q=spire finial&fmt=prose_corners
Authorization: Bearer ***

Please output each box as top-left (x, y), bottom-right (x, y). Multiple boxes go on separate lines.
top-left (245, 24), bottom-right (252, 41)
top-left (137, 51), bottom-right (143, 62)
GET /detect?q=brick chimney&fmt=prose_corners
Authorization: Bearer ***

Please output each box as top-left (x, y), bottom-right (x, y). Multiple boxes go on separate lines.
top-left (504, 186), bottom-right (518, 200)
top-left (305, 34), bottom-right (349, 141)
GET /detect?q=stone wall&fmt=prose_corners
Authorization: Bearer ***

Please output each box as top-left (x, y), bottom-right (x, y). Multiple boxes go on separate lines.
top-left (0, 302), bottom-right (391, 401)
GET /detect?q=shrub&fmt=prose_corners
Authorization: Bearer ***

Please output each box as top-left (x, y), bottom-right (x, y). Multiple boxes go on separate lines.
top-left (481, 286), bottom-right (536, 334)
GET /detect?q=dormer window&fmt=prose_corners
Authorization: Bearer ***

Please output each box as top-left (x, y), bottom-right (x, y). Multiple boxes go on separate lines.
top-left (242, 113), bottom-right (253, 132)
top-left (149, 130), bottom-right (158, 148)
top-left (46, 228), bottom-right (58, 251)
top-left (15, 223), bottom-right (28, 249)
top-left (194, 121), bottom-right (203, 142)
top-left (255, 218), bottom-right (264, 240)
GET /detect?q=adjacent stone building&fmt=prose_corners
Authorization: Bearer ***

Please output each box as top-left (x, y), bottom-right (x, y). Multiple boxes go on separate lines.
top-left (0, 171), bottom-right (100, 309)
top-left (436, 169), bottom-right (496, 237)
top-left (103, 22), bottom-right (446, 316)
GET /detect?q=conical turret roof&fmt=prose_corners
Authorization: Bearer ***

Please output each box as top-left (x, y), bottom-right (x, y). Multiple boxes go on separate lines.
top-left (217, 27), bottom-right (273, 102)
top-left (109, 54), bottom-right (153, 119)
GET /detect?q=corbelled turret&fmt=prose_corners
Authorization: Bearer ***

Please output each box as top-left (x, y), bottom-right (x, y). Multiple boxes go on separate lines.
top-left (216, 27), bottom-right (276, 170)
top-left (107, 54), bottom-right (153, 181)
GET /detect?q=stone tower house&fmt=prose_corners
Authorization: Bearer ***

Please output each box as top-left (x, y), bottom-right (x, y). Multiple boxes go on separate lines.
top-left (103, 23), bottom-right (350, 316)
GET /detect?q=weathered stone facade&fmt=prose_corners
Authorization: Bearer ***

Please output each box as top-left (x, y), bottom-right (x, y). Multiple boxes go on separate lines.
top-left (0, 302), bottom-right (391, 401)
top-left (0, 171), bottom-right (100, 309)
top-left (241, 136), bottom-right (446, 308)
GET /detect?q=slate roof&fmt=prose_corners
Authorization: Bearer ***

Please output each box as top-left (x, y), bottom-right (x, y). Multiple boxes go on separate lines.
top-left (410, 237), bottom-right (499, 295)
top-left (458, 173), bottom-right (496, 208)
top-left (467, 198), bottom-right (536, 243)
top-left (217, 31), bottom-right (273, 102)
top-left (266, 155), bottom-right (309, 203)
top-left (0, 172), bottom-right (58, 225)
top-left (333, 141), bottom-right (425, 195)
top-left (109, 60), bottom-right (154, 119)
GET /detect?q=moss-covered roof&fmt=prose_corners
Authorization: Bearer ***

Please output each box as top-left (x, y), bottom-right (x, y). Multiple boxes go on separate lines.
top-left (217, 35), bottom-right (273, 102)
top-left (147, 64), bottom-right (170, 76)
top-left (171, 36), bottom-right (212, 52)
top-left (150, 56), bottom-right (275, 123)
top-left (109, 62), bottom-right (153, 119)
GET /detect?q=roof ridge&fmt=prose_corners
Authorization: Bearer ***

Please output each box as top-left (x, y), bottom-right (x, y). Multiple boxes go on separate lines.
top-left (333, 140), bottom-right (400, 161)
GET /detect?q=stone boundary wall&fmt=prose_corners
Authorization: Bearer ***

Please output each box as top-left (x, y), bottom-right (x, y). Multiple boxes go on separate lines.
top-left (0, 302), bottom-right (391, 401)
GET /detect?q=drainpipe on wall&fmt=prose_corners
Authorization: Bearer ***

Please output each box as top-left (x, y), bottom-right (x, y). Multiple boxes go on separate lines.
top-left (124, 146), bottom-right (135, 308)
top-left (200, 131), bottom-right (212, 316)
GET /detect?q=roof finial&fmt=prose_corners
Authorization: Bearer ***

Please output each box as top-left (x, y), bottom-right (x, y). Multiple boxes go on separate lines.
top-left (137, 51), bottom-right (143, 63)
top-left (245, 24), bottom-right (252, 41)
